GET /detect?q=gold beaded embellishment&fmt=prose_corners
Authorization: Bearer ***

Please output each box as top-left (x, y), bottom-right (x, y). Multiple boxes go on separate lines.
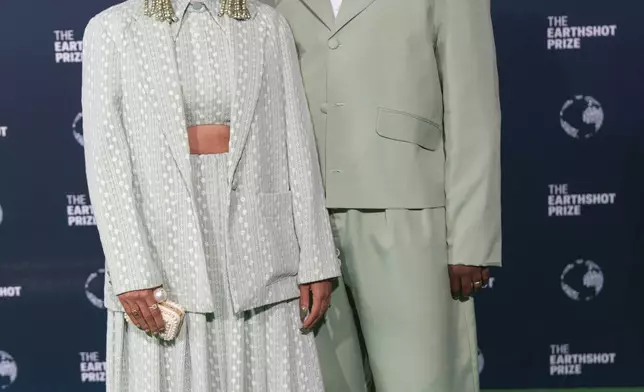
top-left (219, 0), bottom-right (251, 20)
top-left (144, 0), bottom-right (179, 24)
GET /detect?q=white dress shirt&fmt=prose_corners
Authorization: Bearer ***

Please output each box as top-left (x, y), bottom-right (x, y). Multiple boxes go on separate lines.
top-left (330, 0), bottom-right (342, 17)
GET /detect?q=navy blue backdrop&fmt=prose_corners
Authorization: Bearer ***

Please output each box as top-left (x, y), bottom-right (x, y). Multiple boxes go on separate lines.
top-left (1, 0), bottom-right (643, 391)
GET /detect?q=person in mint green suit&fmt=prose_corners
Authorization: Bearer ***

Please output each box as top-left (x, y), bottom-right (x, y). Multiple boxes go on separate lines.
top-left (264, 0), bottom-right (502, 390)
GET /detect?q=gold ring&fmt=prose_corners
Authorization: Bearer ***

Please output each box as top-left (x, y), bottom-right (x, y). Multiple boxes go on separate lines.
top-left (473, 281), bottom-right (483, 287)
top-left (149, 304), bottom-right (159, 311)
top-left (131, 310), bottom-right (140, 318)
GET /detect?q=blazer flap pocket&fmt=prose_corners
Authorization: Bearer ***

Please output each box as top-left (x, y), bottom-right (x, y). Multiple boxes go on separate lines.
top-left (376, 108), bottom-right (442, 151)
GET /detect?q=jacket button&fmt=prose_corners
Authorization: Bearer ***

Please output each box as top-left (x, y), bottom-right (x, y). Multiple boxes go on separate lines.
top-left (328, 38), bottom-right (340, 50)
top-left (320, 103), bottom-right (328, 114)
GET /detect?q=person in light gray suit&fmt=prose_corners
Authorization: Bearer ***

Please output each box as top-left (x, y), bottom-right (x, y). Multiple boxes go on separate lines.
top-left (82, 0), bottom-right (340, 390)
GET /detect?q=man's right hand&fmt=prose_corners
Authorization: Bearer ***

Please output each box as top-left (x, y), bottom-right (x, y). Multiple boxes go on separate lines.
top-left (118, 287), bottom-right (165, 335)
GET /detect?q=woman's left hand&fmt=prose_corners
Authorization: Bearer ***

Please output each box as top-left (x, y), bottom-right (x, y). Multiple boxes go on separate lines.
top-left (299, 280), bottom-right (332, 330)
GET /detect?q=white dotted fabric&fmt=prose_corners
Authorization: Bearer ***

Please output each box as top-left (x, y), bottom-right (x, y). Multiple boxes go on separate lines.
top-left (174, 0), bottom-right (232, 127)
top-left (82, 0), bottom-right (340, 315)
top-left (106, 155), bottom-right (324, 392)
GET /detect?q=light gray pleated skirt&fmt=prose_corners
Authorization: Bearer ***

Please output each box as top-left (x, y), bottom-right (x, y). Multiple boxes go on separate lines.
top-left (106, 154), bottom-right (324, 392)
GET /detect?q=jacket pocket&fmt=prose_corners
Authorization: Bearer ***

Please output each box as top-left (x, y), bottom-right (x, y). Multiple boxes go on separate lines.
top-left (376, 108), bottom-right (442, 151)
top-left (258, 192), bottom-right (300, 276)
top-left (259, 191), bottom-right (294, 218)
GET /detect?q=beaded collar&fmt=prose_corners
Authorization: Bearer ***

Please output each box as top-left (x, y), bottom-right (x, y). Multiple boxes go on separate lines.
top-left (143, 0), bottom-right (250, 23)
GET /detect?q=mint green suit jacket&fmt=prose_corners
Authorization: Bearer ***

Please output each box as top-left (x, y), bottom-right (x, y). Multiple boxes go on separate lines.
top-left (273, 0), bottom-right (502, 268)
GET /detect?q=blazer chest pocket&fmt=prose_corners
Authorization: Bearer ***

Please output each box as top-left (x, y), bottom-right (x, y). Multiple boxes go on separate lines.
top-left (375, 108), bottom-right (442, 151)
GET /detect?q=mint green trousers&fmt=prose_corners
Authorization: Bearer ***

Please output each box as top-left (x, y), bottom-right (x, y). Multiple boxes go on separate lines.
top-left (315, 209), bottom-right (480, 392)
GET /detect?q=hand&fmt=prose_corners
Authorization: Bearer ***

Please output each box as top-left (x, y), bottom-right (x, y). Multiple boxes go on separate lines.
top-left (448, 266), bottom-right (490, 301)
top-left (299, 280), bottom-right (332, 331)
top-left (118, 287), bottom-right (165, 335)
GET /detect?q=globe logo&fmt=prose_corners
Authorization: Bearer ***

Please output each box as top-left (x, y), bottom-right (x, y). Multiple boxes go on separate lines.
top-left (72, 112), bottom-right (84, 147)
top-left (560, 259), bottom-right (604, 301)
top-left (85, 268), bottom-right (105, 309)
top-left (477, 348), bottom-right (484, 374)
top-left (0, 351), bottom-right (17, 390)
top-left (559, 96), bottom-right (604, 139)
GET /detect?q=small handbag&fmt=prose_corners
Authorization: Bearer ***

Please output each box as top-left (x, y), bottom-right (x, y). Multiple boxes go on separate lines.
top-left (123, 288), bottom-right (185, 341)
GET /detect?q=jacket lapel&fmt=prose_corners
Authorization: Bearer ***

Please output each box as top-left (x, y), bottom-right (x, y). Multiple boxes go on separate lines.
top-left (135, 17), bottom-right (194, 197)
top-left (227, 16), bottom-right (265, 183)
top-left (133, 6), bottom-right (263, 190)
top-left (333, 0), bottom-right (376, 34)
top-left (299, 0), bottom-right (335, 31)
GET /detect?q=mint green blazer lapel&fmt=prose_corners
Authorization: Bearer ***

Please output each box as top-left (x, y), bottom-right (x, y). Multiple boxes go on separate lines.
top-left (298, 0), bottom-right (377, 34)
top-left (333, 0), bottom-right (376, 34)
top-left (299, 0), bottom-right (334, 30)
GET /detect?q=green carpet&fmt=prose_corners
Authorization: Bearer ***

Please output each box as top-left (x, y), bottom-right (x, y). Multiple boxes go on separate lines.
top-left (484, 389), bottom-right (644, 392)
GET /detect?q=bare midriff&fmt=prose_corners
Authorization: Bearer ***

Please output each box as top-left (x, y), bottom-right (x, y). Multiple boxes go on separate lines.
top-left (188, 124), bottom-right (230, 154)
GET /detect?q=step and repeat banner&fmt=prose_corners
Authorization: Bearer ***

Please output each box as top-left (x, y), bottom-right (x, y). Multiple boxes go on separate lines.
top-left (0, 0), bottom-right (643, 391)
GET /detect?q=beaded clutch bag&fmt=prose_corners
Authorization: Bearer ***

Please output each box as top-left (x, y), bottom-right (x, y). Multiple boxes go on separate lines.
top-left (123, 288), bottom-right (185, 341)
top-left (124, 300), bottom-right (185, 341)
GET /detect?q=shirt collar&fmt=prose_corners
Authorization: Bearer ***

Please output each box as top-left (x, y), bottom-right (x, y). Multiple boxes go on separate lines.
top-left (173, 0), bottom-right (220, 14)
top-left (171, 0), bottom-right (223, 36)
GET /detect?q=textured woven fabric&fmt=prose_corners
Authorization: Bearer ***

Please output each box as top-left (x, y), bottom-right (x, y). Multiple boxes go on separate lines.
top-left (83, 1), bottom-right (338, 390)
top-left (174, 0), bottom-right (232, 126)
top-left (81, 0), bottom-right (341, 314)
top-left (106, 154), bottom-right (324, 392)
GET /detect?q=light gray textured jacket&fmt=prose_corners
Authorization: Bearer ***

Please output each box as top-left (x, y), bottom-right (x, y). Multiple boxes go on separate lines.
top-left (82, 0), bottom-right (340, 313)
